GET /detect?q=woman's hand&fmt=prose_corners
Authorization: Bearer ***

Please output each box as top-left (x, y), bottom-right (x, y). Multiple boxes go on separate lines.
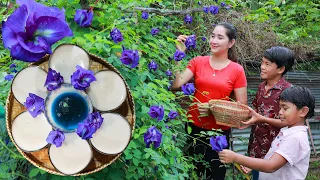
top-left (176, 35), bottom-right (188, 52)
top-left (197, 103), bottom-right (210, 115)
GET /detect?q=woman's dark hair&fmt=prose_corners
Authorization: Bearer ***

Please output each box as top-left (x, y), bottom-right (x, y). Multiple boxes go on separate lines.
top-left (280, 86), bottom-right (315, 118)
top-left (216, 22), bottom-right (238, 62)
top-left (263, 46), bottom-right (295, 76)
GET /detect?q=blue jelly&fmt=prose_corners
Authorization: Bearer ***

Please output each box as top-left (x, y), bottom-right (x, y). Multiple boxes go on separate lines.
top-left (51, 92), bottom-right (89, 131)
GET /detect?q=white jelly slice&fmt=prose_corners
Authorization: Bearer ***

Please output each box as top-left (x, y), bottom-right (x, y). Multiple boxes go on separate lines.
top-left (90, 113), bottom-right (131, 154)
top-left (49, 44), bottom-right (90, 83)
top-left (11, 112), bottom-right (52, 152)
top-left (49, 133), bottom-right (92, 175)
top-left (11, 66), bottom-right (47, 104)
top-left (87, 71), bottom-right (127, 111)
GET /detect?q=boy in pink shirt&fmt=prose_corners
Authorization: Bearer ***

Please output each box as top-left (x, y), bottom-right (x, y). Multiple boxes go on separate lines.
top-left (219, 86), bottom-right (314, 180)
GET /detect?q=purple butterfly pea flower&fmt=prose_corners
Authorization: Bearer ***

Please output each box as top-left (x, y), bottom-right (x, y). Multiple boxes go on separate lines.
top-left (221, 2), bottom-right (226, 7)
top-left (24, 93), bottom-right (45, 118)
top-left (201, 36), bottom-right (207, 41)
top-left (2, 0), bottom-right (73, 62)
top-left (148, 60), bottom-right (158, 71)
top-left (141, 11), bottom-right (149, 20)
top-left (44, 68), bottom-right (64, 91)
top-left (88, 111), bottom-right (104, 129)
top-left (203, 6), bottom-right (209, 13)
top-left (210, 135), bottom-right (228, 152)
top-left (4, 74), bottom-right (14, 81)
top-left (71, 65), bottom-right (96, 90)
top-left (209, 5), bottom-right (219, 15)
top-left (185, 35), bottom-right (197, 50)
top-left (144, 126), bottom-right (162, 148)
top-left (76, 120), bottom-right (96, 140)
top-left (181, 83), bottom-right (195, 95)
top-left (166, 70), bottom-right (172, 76)
top-left (9, 63), bottom-right (17, 73)
top-left (74, 9), bottom-right (93, 27)
top-left (167, 81), bottom-right (173, 90)
top-left (110, 28), bottom-right (124, 44)
top-left (151, 28), bottom-right (159, 36)
top-left (76, 112), bottom-right (104, 139)
top-left (148, 105), bottom-right (164, 121)
top-left (168, 110), bottom-right (178, 120)
top-left (173, 49), bottom-right (186, 61)
top-left (184, 15), bottom-right (192, 24)
top-left (9, 63), bottom-right (16, 68)
top-left (120, 46), bottom-right (140, 68)
top-left (46, 129), bottom-right (65, 147)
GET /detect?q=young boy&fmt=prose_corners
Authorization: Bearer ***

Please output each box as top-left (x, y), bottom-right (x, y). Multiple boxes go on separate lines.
top-left (242, 46), bottom-right (295, 179)
top-left (219, 86), bottom-right (315, 180)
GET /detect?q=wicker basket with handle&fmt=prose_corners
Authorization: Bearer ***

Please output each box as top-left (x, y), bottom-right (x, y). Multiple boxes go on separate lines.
top-left (209, 100), bottom-right (250, 128)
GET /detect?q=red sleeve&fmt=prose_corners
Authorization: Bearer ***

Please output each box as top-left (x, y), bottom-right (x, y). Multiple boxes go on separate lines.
top-left (186, 57), bottom-right (198, 74)
top-left (234, 65), bottom-right (247, 88)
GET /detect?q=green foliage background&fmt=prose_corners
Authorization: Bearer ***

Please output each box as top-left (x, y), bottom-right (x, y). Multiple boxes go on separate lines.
top-left (0, 0), bottom-right (319, 179)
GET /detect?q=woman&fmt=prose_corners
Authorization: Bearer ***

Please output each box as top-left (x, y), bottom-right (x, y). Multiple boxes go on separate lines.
top-left (171, 22), bottom-right (247, 179)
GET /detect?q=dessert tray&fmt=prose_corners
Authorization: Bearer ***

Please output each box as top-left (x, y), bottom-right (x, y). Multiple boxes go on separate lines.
top-left (6, 44), bottom-right (135, 176)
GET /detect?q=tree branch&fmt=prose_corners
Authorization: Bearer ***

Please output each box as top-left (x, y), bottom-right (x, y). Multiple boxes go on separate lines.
top-left (123, 7), bottom-right (203, 16)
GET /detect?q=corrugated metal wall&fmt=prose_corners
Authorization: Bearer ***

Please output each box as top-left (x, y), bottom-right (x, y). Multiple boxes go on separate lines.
top-left (232, 71), bottom-right (320, 156)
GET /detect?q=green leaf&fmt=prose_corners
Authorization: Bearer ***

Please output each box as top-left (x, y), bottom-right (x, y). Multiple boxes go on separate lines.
top-left (187, 126), bottom-right (192, 134)
top-left (133, 158), bottom-right (139, 166)
top-left (137, 167), bottom-right (144, 176)
top-left (29, 168), bottom-right (40, 178)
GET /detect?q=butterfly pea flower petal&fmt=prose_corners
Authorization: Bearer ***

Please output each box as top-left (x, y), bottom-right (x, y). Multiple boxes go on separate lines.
top-left (4, 74), bottom-right (14, 81)
top-left (46, 129), bottom-right (65, 147)
top-left (185, 35), bottom-right (197, 50)
top-left (24, 93), bottom-right (45, 118)
top-left (44, 68), bottom-right (64, 91)
top-left (74, 9), bottom-right (94, 27)
top-left (148, 105), bottom-right (164, 121)
top-left (182, 83), bottom-right (195, 95)
top-left (110, 28), bottom-right (124, 44)
top-left (76, 112), bottom-right (104, 140)
top-left (209, 5), bottom-right (219, 15)
top-left (71, 65), bottom-right (96, 90)
top-left (144, 126), bottom-right (162, 148)
top-left (151, 28), bottom-right (159, 36)
top-left (184, 15), bottom-right (193, 24)
top-left (141, 11), bottom-right (149, 20)
top-left (2, 0), bottom-right (73, 62)
top-left (210, 135), bottom-right (228, 152)
top-left (148, 60), bottom-right (158, 71)
top-left (173, 49), bottom-right (186, 61)
top-left (120, 46), bottom-right (140, 68)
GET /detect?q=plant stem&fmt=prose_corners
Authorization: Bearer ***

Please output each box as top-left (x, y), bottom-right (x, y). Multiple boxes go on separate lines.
top-left (0, 139), bottom-right (23, 159)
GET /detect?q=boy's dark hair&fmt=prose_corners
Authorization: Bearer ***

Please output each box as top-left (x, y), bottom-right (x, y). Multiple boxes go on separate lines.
top-left (263, 46), bottom-right (295, 76)
top-left (280, 86), bottom-right (315, 118)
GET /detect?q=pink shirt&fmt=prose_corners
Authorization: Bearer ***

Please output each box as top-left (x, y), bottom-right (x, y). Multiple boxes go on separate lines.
top-left (259, 126), bottom-right (310, 180)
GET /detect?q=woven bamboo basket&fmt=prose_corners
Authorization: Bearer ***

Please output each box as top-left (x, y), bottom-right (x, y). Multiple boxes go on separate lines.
top-left (209, 100), bottom-right (250, 128)
top-left (6, 53), bottom-right (136, 176)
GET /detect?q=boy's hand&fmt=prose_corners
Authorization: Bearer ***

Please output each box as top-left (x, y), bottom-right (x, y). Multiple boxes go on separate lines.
top-left (218, 149), bottom-right (237, 163)
top-left (241, 106), bottom-right (264, 125)
top-left (240, 165), bottom-right (252, 174)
